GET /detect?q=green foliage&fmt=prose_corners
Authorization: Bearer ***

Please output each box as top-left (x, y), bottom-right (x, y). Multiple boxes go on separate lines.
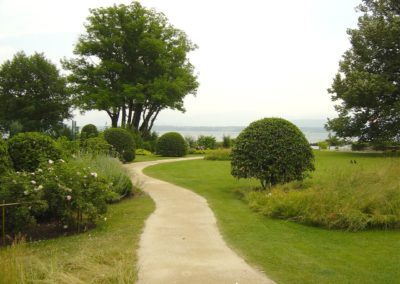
top-left (0, 138), bottom-right (12, 176)
top-left (185, 136), bottom-right (197, 149)
top-left (156, 132), bottom-right (187, 157)
top-left (63, 2), bottom-right (198, 133)
top-left (103, 128), bottom-right (136, 162)
top-left (351, 142), bottom-right (369, 151)
top-left (55, 136), bottom-right (80, 159)
top-left (317, 141), bottom-right (328, 150)
top-left (81, 137), bottom-right (112, 156)
top-left (197, 135), bottom-right (217, 149)
top-left (0, 52), bottom-right (71, 133)
top-left (244, 151), bottom-right (400, 231)
top-left (136, 148), bottom-right (153, 156)
top-left (204, 149), bottom-right (231, 161)
top-left (222, 135), bottom-right (231, 148)
top-left (231, 118), bottom-right (314, 188)
top-left (7, 132), bottom-right (61, 171)
top-left (327, 0), bottom-right (400, 142)
top-left (80, 124), bottom-right (98, 140)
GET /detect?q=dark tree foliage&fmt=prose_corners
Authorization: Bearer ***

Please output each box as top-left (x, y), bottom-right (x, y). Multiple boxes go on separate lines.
top-left (63, 2), bottom-right (198, 135)
top-left (0, 52), bottom-right (71, 133)
top-left (327, 0), bottom-right (400, 142)
top-left (0, 138), bottom-right (12, 176)
top-left (156, 132), bottom-right (186, 157)
top-left (231, 118), bottom-right (314, 189)
top-left (197, 135), bottom-right (217, 150)
top-left (80, 124), bottom-right (99, 140)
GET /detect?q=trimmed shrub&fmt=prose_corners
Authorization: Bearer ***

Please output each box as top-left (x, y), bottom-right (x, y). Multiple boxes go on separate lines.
top-left (231, 118), bottom-right (314, 189)
top-left (156, 132), bottom-right (187, 157)
top-left (197, 135), bottom-right (217, 149)
top-left (0, 138), bottom-right (12, 176)
top-left (8, 132), bottom-right (61, 171)
top-left (222, 135), bottom-right (231, 148)
top-left (103, 128), bottom-right (136, 162)
top-left (80, 124), bottom-right (98, 140)
top-left (136, 148), bottom-right (152, 156)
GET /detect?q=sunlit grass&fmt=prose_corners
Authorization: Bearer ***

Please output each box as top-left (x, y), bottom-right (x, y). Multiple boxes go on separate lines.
top-left (145, 152), bottom-right (400, 284)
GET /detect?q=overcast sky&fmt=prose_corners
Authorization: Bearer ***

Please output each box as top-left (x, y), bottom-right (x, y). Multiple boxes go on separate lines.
top-left (0, 0), bottom-right (360, 127)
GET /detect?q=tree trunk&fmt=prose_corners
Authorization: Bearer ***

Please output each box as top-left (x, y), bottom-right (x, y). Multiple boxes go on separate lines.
top-left (132, 104), bottom-right (143, 130)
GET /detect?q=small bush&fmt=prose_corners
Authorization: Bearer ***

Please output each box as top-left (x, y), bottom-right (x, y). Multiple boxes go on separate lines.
top-left (351, 142), bottom-right (369, 151)
top-left (197, 135), bottom-right (217, 149)
top-left (222, 135), bottom-right (231, 148)
top-left (103, 128), bottom-right (136, 162)
top-left (0, 138), bottom-right (12, 176)
top-left (136, 148), bottom-right (152, 156)
top-left (231, 118), bottom-right (314, 189)
top-left (156, 132), bottom-right (187, 157)
top-left (317, 141), bottom-right (329, 150)
top-left (204, 149), bottom-right (231, 160)
top-left (81, 137), bottom-right (112, 156)
top-left (55, 136), bottom-right (80, 159)
top-left (8, 132), bottom-right (61, 171)
top-left (80, 124), bottom-right (98, 140)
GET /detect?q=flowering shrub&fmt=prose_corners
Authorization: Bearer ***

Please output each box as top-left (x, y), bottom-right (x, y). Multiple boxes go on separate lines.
top-left (7, 132), bottom-right (61, 171)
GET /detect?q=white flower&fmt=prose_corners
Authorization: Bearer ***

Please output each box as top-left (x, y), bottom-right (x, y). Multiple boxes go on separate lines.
top-left (104, 217), bottom-right (107, 221)
top-left (83, 175), bottom-right (87, 179)
top-left (76, 172), bottom-right (81, 176)
top-left (38, 185), bottom-right (43, 190)
top-left (64, 187), bottom-right (72, 192)
top-left (63, 225), bottom-right (68, 229)
top-left (90, 172), bottom-right (98, 178)
top-left (24, 190), bottom-right (29, 195)
top-left (48, 159), bottom-right (54, 164)
top-left (12, 179), bottom-right (17, 184)
top-left (59, 159), bottom-right (65, 163)
top-left (66, 195), bottom-right (72, 201)
top-left (37, 168), bottom-right (43, 173)
top-left (31, 180), bottom-right (36, 185)
top-left (16, 171), bottom-right (20, 175)
top-left (31, 172), bottom-right (35, 176)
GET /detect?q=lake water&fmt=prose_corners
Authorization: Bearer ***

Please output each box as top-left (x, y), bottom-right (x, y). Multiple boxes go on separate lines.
top-left (153, 126), bottom-right (329, 143)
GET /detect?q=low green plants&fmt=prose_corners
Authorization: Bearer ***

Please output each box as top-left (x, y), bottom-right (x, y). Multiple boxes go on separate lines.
top-left (0, 138), bottom-right (12, 176)
top-left (222, 135), bottom-right (231, 148)
top-left (55, 136), bottom-right (80, 159)
top-left (317, 141), bottom-right (329, 150)
top-left (104, 128), bottom-right (136, 162)
top-left (231, 118), bottom-right (314, 189)
top-left (80, 124), bottom-right (98, 140)
top-left (136, 148), bottom-right (153, 156)
top-left (204, 149), bottom-right (231, 160)
top-left (197, 135), bottom-right (217, 149)
top-left (156, 132), bottom-right (187, 157)
top-left (81, 137), bottom-right (112, 156)
top-left (7, 132), bottom-right (61, 171)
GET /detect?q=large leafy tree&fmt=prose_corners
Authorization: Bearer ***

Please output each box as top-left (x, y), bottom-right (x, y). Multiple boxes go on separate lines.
top-left (0, 52), bottom-right (71, 134)
top-left (63, 2), bottom-right (198, 134)
top-left (327, 0), bottom-right (400, 142)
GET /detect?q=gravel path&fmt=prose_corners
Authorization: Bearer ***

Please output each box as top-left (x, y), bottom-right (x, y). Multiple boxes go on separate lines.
top-left (126, 158), bottom-right (275, 284)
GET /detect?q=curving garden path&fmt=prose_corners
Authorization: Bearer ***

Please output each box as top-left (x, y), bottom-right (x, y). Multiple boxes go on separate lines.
top-left (126, 158), bottom-right (275, 284)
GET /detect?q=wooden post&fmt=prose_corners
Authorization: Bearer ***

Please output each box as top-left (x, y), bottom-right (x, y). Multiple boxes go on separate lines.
top-left (2, 200), bottom-right (5, 245)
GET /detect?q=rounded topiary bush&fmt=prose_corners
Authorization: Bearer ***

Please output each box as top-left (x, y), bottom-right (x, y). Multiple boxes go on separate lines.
top-left (0, 138), bottom-right (12, 175)
top-left (156, 132), bottom-right (187, 157)
top-left (8, 132), bottom-right (61, 171)
top-left (80, 124), bottom-right (98, 140)
top-left (103, 128), bottom-right (135, 162)
top-left (231, 118), bottom-right (314, 188)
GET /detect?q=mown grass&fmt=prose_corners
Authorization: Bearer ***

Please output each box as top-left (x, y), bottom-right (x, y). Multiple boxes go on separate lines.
top-left (0, 194), bottom-right (155, 283)
top-left (145, 152), bottom-right (400, 284)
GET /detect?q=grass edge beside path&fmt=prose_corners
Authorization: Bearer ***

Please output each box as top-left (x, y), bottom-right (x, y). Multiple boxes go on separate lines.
top-left (0, 193), bottom-right (155, 284)
top-left (144, 158), bottom-right (400, 284)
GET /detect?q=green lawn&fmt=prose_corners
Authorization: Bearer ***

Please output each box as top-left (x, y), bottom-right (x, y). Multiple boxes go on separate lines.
top-left (0, 194), bottom-right (154, 283)
top-left (144, 151), bottom-right (400, 284)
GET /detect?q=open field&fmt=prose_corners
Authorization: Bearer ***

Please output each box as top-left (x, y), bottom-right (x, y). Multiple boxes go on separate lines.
top-left (145, 152), bottom-right (400, 284)
top-left (0, 194), bottom-right (154, 284)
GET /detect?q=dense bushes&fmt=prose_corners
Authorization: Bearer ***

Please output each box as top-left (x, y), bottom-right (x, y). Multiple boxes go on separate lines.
top-left (104, 128), bottom-right (135, 162)
top-left (7, 132), bottom-right (61, 171)
top-left (231, 118), bottom-right (314, 189)
top-left (197, 135), bottom-right (217, 149)
top-left (0, 138), bottom-right (12, 176)
top-left (81, 137), bottom-right (112, 156)
top-left (156, 132), bottom-right (187, 157)
top-left (204, 149), bottom-right (231, 160)
top-left (80, 124), bottom-right (98, 140)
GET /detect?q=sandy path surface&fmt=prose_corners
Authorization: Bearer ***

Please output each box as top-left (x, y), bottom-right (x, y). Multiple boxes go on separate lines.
top-left (125, 158), bottom-right (275, 284)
